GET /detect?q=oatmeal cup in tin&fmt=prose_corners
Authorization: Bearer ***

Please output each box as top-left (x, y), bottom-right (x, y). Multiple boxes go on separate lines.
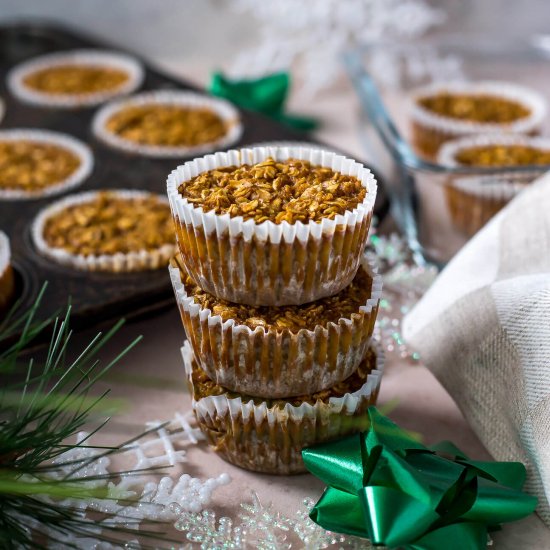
top-left (0, 231), bottom-right (15, 315)
top-left (169, 252), bottom-right (381, 398)
top-left (439, 134), bottom-right (550, 236)
top-left (32, 189), bottom-right (176, 272)
top-left (92, 90), bottom-right (242, 158)
top-left (0, 129), bottom-right (93, 201)
top-left (182, 340), bottom-right (384, 475)
top-left (167, 146), bottom-right (377, 306)
top-left (8, 49), bottom-right (144, 108)
top-left (409, 81), bottom-right (547, 159)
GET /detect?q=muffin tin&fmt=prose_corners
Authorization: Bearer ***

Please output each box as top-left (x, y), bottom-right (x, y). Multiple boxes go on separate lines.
top-left (0, 21), bottom-right (388, 347)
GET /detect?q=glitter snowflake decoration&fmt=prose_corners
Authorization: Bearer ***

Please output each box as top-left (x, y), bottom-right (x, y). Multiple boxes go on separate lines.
top-left (226, 0), bottom-right (446, 96)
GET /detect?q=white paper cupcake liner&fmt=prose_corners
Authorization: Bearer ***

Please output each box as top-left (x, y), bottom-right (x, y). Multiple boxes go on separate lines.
top-left (170, 252), bottom-right (382, 398)
top-left (31, 189), bottom-right (176, 272)
top-left (0, 231), bottom-right (10, 279)
top-left (167, 146), bottom-right (378, 306)
top-left (0, 231), bottom-right (15, 312)
top-left (410, 80), bottom-right (547, 136)
top-left (92, 90), bottom-right (242, 158)
top-left (181, 340), bottom-right (384, 474)
top-left (0, 129), bottom-right (93, 201)
top-left (7, 49), bottom-right (144, 108)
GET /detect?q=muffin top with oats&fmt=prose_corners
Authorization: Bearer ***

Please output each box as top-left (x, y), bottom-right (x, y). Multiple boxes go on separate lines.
top-left (23, 65), bottom-right (130, 95)
top-left (189, 346), bottom-right (378, 408)
top-left (175, 254), bottom-right (373, 332)
top-left (0, 140), bottom-right (81, 193)
top-left (417, 93), bottom-right (531, 124)
top-left (178, 157), bottom-right (367, 224)
top-left (454, 144), bottom-right (550, 167)
top-left (104, 104), bottom-right (228, 147)
top-left (42, 191), bottom-right (173, 257)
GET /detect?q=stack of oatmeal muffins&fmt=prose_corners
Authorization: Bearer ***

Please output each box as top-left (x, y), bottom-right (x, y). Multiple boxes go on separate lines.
top-left (167, 146), bottom-right (383, 474)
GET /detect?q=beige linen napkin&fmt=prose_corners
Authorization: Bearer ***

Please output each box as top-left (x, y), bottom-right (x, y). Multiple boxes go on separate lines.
top-left (403, 172), bottom-right (550, 525)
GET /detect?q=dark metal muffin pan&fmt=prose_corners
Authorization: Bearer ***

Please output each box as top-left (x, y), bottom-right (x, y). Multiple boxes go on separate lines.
top-left (0, 20), bottom-right (389, 347)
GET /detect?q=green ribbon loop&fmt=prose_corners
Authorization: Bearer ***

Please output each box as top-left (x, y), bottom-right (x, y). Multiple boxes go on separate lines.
top-left (302, 407), bottom-right (537, 549)
top-left (209, 71), bottom-right (319, 131)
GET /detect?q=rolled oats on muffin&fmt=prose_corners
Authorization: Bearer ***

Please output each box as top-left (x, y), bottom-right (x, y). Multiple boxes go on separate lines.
top-left (93, 90), bottom-right (242, 158)
top-left (409, 81), bottom-right (547, 159)
top-left (182, 340), bottom-right (384, 474)
top-left (0, 129), bottom-right (93, 200)
top-left (8, 50), bottom-right (143, 108)
top-left (167, 146), bottom-right (377, 306)
top-left (170, 252), bottom-right (381, 398)
top-left (32, 190), bottom-right (175, 272)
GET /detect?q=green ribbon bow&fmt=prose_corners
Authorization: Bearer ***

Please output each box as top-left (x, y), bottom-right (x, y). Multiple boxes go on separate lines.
top-left (302, 407), bottom-right (537, 550)
top-left (209, 72), bottom-right (318, 131)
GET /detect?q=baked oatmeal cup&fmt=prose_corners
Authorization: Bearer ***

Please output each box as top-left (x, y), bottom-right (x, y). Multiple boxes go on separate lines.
top-left (409, 81), bottom-right (547, 159)
top-left (0, 129), bottom-right (93, 200)
top-left (8, 49), bottom-right (143, 108)
top-left (167, 146), bottom-right (377, 306)
top-left (92, 90), bottom-right (242, 158)
top-left (32, 189), bottom-right (175, 272)
top-left (182, 340), bottom-right (384, 474)
top-left (170, 252), bottom-right (381, 398)
top-left (440, 134), bottom-right (550, 235)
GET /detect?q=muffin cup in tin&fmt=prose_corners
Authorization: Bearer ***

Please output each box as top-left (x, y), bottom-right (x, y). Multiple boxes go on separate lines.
top-left (167, 146), bottom-right (377, 306)
top-left (170, 252), bottom-right (381, 398)
top-left (0, 231), bottom-right (15, 314)
top-left (0, 129), bottom-right (93, 201)
top-left (182, 340), bottom-right (384, 475)
top-left (7, 49), bottom-right (144, 108)
top-left (92, 90), bottom-right (243, 158)
top-left (409, 81), bottom-right (547, 159)
top-left (439, 134), bottom-right (549, 236)
top-left (31, 189), bottom-right (176, 272)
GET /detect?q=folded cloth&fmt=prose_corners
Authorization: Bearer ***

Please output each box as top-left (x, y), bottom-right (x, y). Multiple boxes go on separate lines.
top-left (403, 171), bottom-right (550, 526)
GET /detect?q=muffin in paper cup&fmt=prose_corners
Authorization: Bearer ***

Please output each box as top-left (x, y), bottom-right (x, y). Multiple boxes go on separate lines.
top-left (0, 231), bottom-right (15, 315)
top-left (167, 146), bottom-right (377, 306)
top-left (0, 129), bottom-right (93, 201)
top-left (32, 189), bottom-right (176, 272)
top-left (8, 49), bottom-right (144, 108)
top-left (409, 81), bottom-right (547, 159)
top-left (92, 90), bottom-right (242, 158)
top-left (170, 252), bottom-right (381, 398)
top-left (439, 134), bottom-right (550, 236)
top-left (181, 340), bottom-right (384, 475)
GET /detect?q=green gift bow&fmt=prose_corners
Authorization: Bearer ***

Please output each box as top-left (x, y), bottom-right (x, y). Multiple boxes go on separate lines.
top-left (302, 407), bottom-right (537, 550)
top-left (209, 72), bottom-right (318, 131)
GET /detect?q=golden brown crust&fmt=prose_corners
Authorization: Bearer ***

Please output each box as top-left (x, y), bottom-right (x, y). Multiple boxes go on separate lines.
top-left (105, 104), bottom-right (228, 147)
top-left (23, 65), bottom-right (129, 94)
top-left (418, 93), bottom-right (530, 124)
top-left (0, 141), bottom-right (80, 193)
top-left (455, 144), bottom-right (550, 166)
top-left (42, 192), bottom-right (174, 256)
top-left (178, 157), bottom-right (367, 224)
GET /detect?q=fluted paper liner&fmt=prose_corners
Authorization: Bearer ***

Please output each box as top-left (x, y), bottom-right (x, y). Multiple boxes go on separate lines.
top-left (32, 189), bottom-right (176, 272)
top-left (409, 81), bottom-right (547, 159)
top-left (0, 129), bottom-right (93, 200)
top-left (167, 146), bottom-right (377, 306)
top-left (0, 231), bottom-right (14, 313)
top-left (92, 90), bottom-right (242, 158)
top-left (169, 252), bottom-right (382, 398)
top-left (181, 340), bottom-right (384, 475)
top-left (439, 134), bottom-right (548, 236)
top-left (8, 49), bottom-right (144, 108)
